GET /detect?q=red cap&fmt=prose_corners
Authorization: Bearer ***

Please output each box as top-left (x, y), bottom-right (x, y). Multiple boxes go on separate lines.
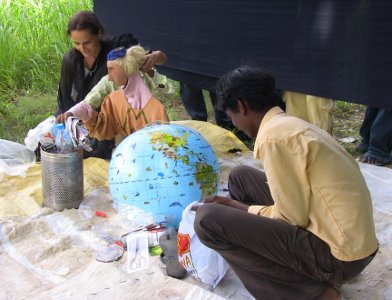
top-left (95, 211), bottom-right (106, 218)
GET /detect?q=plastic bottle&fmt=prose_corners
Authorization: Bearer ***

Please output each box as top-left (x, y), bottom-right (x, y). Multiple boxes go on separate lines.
top-left (51, 123), bottom-right (65, 138)
top-left (52, 123), bottom-right (73, 153)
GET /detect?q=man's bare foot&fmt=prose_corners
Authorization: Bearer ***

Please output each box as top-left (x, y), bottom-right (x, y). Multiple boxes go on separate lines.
top-left (318, 286), bottom-right (341, 300)
top-left (359, 155), bottom-right (387, 166)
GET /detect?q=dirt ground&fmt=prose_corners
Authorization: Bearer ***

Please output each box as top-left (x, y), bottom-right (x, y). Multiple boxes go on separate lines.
top-left (332, 102), bottom-right (366, 156)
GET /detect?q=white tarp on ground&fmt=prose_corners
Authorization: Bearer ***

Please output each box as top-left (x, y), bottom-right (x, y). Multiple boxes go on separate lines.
top-left (1, 121), bottom-right (392, 300)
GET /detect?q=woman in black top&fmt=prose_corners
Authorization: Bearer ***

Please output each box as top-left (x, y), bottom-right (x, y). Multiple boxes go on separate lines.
top-left (57, 10), bottom-right (112, 115)
top-left (56, 11), bottom-right (125, 159)
top-left (55, 11), bottom-right (114, 159)
top-left (57, 11), bottom-right (167, 159)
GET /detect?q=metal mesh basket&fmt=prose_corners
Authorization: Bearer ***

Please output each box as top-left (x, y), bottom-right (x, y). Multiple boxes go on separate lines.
top-left (41, 148), bottom-right (84, 211)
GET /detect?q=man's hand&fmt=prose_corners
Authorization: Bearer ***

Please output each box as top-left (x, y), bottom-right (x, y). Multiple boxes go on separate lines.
top-left (56, 112), bottom-right (73, 124)
top-left (203, 196), bottom-right (249, 211)
top-left (140, 50), bottom-right (167, 73)
top-left (141, 53), bottom-right (156, 72)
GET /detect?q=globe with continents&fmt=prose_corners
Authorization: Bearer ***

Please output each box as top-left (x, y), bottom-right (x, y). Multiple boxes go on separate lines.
top-left (109, 123), bottom-right (219, 228)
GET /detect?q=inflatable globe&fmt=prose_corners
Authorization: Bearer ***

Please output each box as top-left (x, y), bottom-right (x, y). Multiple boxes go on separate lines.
top-left (109, 123), bottom-right (219, 228)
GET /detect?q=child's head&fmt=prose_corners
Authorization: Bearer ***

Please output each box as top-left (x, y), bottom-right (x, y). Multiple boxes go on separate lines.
top-left (107, 46), bottom-right (147, 85)
top-left (112, 33), bottom-right (139, 49)
top-left (216, 66), bottom-right (280, 113)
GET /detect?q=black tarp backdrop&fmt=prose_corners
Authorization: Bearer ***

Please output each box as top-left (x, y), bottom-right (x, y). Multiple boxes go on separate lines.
top-left (94, 0), bottom-right (392, 108)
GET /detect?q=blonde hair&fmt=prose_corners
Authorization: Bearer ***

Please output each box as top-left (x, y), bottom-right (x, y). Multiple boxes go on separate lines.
top-left (114, 45), bottom-right (147, 77)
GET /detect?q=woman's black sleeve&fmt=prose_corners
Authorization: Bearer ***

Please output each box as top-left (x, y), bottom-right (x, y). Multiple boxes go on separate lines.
top-left (56, 52), bottom-right (76, 115)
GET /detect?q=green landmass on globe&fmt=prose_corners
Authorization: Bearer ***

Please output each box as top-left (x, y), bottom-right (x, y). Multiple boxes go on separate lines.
top-left (150, 131), bottom-right (218, 197)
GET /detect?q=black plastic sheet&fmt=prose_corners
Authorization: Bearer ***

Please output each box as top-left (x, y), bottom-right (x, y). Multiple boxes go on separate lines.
top-left (94, 0), bottom-right (392, 108)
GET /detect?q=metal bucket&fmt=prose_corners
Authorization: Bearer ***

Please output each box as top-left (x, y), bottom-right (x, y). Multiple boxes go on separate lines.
top-left (41, 148), bottom-right (84, 211)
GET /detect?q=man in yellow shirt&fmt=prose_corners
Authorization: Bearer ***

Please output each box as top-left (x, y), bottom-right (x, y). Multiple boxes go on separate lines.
top-left (194, 66), bottom-right (378, 300)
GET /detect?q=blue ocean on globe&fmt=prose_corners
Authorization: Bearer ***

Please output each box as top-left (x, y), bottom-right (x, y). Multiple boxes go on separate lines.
top-left (109, 123), bottom-right (219, 228)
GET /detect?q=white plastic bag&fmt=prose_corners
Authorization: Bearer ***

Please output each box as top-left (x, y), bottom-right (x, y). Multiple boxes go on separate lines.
top-left (0, 139), bottom-right (35, 180)
top-left (0, 139), bottom-right (35, 165)
top-left (24, 116), bottom-right (56, 151)
top-left (178, 201), bottom-right (229, 288)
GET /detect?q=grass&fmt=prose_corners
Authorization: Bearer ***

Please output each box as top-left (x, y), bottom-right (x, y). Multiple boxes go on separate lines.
top-left (332, 101), bottom-right (366, 156)
top-left (0, 0), bottom-right (210, 145)
top-left (0, 92), bottom-right (57, 142)
top-left (0, 0), bottom-right (92, 114)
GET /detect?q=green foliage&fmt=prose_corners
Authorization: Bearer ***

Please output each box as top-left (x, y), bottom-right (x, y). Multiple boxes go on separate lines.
top-left (0, 0), bottom-right (195, 144)
top-left (0, 0), bottom-right (93, 116)
top-left (0, 91), bottom-right (57, 143)
top-left (335, 100), bottom-right (361, 113)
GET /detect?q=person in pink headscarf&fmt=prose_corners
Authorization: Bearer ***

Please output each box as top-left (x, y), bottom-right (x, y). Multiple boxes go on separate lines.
top-left (78, 46), bottom-right (169, 144)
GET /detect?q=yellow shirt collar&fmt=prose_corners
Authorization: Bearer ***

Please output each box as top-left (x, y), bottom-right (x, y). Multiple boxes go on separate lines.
top-left (259, 106), bottom-right (285, 130)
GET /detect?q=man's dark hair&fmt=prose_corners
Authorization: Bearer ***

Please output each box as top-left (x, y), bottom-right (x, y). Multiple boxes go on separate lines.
top-left (216, 66), bottom-right (281, 112)
top-left (112, 33), bottom-right (139, 49)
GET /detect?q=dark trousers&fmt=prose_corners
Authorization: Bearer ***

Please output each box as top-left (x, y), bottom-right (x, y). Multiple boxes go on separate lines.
top-left (179, 82), bottom-right (231, 128)
top-left (359, 106), bottom-right (392, 163)
top-left (179, 83), bottom-right (251, 143)
top-left (83, 138), bottom-right (114, 160)
top-left (194, 166), bottom-right (376, 300)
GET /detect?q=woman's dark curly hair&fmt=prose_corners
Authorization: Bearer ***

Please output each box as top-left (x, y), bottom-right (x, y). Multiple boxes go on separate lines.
top-left (67, 10), bottom-right (104, 36)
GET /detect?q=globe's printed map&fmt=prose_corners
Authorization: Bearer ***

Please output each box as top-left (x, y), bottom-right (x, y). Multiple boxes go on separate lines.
top-left (109, 124), bottom-right (219, 227)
